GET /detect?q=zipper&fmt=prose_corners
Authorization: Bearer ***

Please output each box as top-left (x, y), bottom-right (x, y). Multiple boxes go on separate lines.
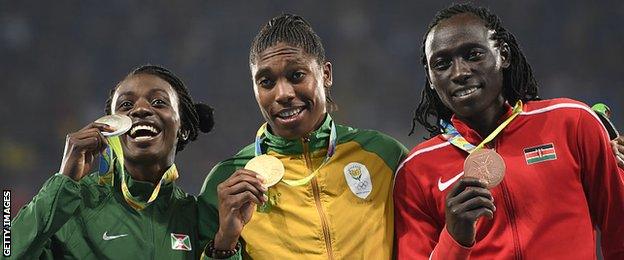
top-left (302, 136), bottom-right (334, 260)
top-left (494, 139), bottom-right (523, 260)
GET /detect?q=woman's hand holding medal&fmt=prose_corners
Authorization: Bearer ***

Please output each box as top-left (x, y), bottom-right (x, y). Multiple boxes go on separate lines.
top-left (59, 122), bottom-right (114, 181)
top-left (59, 115), bottom-right (131, 181)
top-left (445, 177), bottom-right (496, 247)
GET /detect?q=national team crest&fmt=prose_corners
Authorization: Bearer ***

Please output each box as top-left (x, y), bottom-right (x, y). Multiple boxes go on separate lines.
top-left (170, 233), bottom-right (192, 251)
top-left (524, 143), bottom-right (557, 164)
top-left (343, 162), bottom-right (372, 199)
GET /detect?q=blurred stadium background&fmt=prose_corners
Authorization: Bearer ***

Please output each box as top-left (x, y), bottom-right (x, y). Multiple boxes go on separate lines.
top-left (2, 0), bottom-right (623, 211)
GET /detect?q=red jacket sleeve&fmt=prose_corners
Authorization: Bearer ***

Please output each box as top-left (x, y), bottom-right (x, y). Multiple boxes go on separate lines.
top-left (394, 164), bottom-right (471, 260)
top-left (575, 109), bottom-right (624, 259)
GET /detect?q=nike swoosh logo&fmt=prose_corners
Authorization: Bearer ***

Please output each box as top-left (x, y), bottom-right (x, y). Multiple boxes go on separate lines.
top-left (437, 172), bottom-right (464, 191)
top-left (102, 231), bottom-right (128, 241)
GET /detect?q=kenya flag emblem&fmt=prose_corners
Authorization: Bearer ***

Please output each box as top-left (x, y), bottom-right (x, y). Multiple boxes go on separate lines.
top-left (170, 233), bottom-right (192, 251)
top-left (524, 143), bottom-right (557, 164)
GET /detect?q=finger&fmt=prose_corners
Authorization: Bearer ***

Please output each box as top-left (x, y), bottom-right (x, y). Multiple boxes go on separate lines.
top-left (448, 186), bottom-right (493, 206)
top-left (612, 140), bottom-right (624, 154)
top-left (466, 208), bottom-right (495, 221)
top-left (453, 196), bottom-right (496, 214)
top-left (224, 181), bottom-right (266, 203)
top-left (448, 177), bottom-right (488, 198)
top-left (229, 191), bottom-right (262, 208)
top-left (80, 122), bottom-right (116, 133)
top-left (74, 130), bottom-right (108, 153)
top-left (223, 170), bottom-right (266, 191)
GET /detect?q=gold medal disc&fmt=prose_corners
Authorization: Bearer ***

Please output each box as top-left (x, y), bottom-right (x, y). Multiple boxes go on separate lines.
top-left (463, 148), bottom-right (505, 188)
top-left (95, 114), bottom-right (132, 137)
top-left (244, 155), bottom-right (285, 187)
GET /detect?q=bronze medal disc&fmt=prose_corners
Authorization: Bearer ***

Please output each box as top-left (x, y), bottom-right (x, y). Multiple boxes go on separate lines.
top-left (463, 148), bottom-right (505, 188)
top-left (244, 155), bottom-right (285, 187)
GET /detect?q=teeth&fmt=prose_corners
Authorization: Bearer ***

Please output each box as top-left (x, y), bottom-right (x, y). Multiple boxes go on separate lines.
top-left (130, 125), bottom-right (158, 136)
top-left (134, 136), bottom-right (152, 141)
top-left (278, 107), bottom-right (303, 118)
top-left (455, 87), bottom-right (478, 97)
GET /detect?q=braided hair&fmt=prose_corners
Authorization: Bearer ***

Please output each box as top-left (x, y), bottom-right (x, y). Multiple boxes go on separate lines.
top-left (249, 14), bottom-right (337, 112)
top-left (105, 64), bottom-right (214, 152)
top-left (410, 3), bottom-right (539, 138)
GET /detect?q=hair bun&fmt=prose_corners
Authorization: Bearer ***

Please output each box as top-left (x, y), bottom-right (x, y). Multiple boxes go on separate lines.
top-left (194, 103), bottom-right (214, 133)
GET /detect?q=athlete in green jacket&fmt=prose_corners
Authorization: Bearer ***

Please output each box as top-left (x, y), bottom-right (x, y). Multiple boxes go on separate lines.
top-left (9, 65), bottom-right (213, 259)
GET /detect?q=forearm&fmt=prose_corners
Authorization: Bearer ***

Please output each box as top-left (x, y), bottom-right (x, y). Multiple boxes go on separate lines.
top-left (11, 173), bottom-right (82, 258)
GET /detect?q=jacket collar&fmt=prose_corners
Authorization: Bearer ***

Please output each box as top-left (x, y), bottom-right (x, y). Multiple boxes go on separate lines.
top-left (262, 113), bottom-right (332, 155)
top-left (449, 102), bottom-right (514, 146)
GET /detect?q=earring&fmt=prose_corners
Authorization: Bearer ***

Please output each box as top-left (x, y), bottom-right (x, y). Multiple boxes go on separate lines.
top-left (179, 130), bottom-right (189, 141)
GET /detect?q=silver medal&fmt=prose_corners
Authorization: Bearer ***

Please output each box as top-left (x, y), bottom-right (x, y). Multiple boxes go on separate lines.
top-left (94, 114), bottom-right (132, 137)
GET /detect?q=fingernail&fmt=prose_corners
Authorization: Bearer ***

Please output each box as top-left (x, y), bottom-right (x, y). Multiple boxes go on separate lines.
top-left (262, 194), bottom-right (268, 203)
top-left (256, 174), bottom-right (265, 181)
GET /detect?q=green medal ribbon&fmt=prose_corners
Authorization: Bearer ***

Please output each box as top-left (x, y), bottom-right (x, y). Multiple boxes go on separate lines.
top-left (99, 136), bottom-right (178, 211)
top-left (442, 100), bottom-right (523, 154)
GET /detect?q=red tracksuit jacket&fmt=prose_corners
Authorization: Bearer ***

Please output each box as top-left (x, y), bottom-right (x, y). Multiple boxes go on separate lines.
top-left (394, 98), bottom-right (624, 259)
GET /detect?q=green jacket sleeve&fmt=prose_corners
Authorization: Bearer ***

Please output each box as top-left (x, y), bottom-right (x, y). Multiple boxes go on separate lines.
top-left (197, 158), bottom-right (247, 260)
top-left (10, 173), bottom-right (82, 259)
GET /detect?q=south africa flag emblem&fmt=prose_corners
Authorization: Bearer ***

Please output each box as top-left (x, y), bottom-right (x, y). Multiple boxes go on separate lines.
top-left (170, 233), bottom-right (192, 251)
top-left (524, 143), bottom-right (557, 164)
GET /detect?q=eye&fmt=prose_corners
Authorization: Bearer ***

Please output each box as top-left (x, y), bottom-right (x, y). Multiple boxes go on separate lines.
top-left (432, 59), bottom-right (451, 71)
top-left (257, 78), bottom-right (274, 89)
top-left (467, 49), bottom-right (485, 61)
top-left (151, 99), bottom-right (167, 107)
top-left (291, 71), bottom-right (305, 81)
top-left (118, 100), bottom-right (133, 110)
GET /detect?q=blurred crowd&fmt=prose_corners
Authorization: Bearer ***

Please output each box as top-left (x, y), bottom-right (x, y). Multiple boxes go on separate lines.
top-left (2, 0), bottom-right (622, 212)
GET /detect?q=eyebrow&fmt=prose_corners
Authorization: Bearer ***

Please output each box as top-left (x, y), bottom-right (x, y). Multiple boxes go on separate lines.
top-left (115, 88), bottom-right (172, 102)
top-left (253, 59), bottom-right (308, 80)
top-left (430, 42), bottom-right (488, 60)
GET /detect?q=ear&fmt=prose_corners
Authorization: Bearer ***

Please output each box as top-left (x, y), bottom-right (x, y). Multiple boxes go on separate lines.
top-left (322, 61), bottom-right (333, 88)
top-left (499, 42), bottom-right (511, 69)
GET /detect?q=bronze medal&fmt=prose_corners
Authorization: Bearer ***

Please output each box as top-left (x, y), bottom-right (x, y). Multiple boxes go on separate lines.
top-left (463, 148), bottom-right (505, 188)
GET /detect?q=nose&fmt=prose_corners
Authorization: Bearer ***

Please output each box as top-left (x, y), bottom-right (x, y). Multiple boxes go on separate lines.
top-left (450, 58), bottom-right (472, 85)
top-left (274, 79), bottom-right (296, 104)
top-left (129, 99), bottom-right (153, 118)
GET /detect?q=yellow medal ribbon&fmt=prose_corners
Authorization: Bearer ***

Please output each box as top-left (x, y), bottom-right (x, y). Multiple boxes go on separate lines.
top-left (443, 100), bottom-right (523, 153)
top-left (104, 136), bottom-right (179, 211)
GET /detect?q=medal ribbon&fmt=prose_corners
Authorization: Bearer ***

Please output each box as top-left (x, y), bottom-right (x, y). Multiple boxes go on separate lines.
top-left (441, 100), bottom-right (523, 154)
top-left (98, 135), bottom-right (178, 211)
top-left (254, 120), bottom-right (337, 186)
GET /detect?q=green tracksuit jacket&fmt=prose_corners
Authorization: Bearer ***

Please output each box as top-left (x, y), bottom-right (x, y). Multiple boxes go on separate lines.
top-left (9, 170), bottom-right (201, 259)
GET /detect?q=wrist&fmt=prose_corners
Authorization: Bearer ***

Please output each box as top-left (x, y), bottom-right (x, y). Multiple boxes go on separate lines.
top-left (214, 229), bottom-right (239, 250)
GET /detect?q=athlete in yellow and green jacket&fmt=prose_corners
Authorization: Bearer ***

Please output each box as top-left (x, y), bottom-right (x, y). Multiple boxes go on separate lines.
top-left (198, 115), bottom-right (407, 259)
top-left (197, 14), bottom-right (407, 259)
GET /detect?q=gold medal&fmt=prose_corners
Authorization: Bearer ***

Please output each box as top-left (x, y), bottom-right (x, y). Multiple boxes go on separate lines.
top-left (245, 155), bottom-right (284, 187)
top-left (95, 114), bottom-right (132, 137)
top-left (463, 148), bottom-right (505, 188)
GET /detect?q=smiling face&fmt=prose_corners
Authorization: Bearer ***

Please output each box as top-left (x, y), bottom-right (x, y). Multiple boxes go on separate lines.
top-left (110, 73), bottom-right (181, 165)
top-left (251, 42), bottom-right (332, 140)
top-left (425, 13), bottom-right (510, 122)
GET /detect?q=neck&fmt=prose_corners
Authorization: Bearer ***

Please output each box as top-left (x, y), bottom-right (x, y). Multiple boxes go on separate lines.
top-left (461, 101), bottom-right (506, 138)
top-left (124, 159), bottom-right (173, 184)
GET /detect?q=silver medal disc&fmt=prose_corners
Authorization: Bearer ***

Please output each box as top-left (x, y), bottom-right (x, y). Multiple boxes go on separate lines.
top-left (94, 114), bottom-right (132, 137)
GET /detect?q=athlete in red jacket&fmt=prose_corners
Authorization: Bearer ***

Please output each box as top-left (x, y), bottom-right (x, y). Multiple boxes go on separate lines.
top-left (394, 3), bottom-right (624, 259)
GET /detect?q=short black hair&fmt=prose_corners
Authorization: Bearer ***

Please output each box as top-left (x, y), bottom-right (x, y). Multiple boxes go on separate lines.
top-left (250, 14), bottom-right (336, 111)
top-left (105, 64), bottom-right (214, 152)
top-left (411, 3), bottom-right (540, 137)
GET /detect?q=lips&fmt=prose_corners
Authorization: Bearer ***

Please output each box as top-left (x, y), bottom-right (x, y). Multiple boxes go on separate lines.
top-left (452, 85), bottom-right (481, 99)
top-left (272, 105), bottom-right (308, 126)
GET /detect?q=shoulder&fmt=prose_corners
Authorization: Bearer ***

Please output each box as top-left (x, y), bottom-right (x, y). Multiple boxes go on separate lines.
top-left (396, 136), bottom-right (451, 174)
top-left (199, 143), bottom-right (255, 194)
top-left (521, 98), bottom-right (595, 118)
top-left (336, 124), bottom-right (408, 170)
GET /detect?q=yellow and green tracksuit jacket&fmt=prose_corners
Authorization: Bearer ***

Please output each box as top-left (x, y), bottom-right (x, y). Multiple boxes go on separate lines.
top-left (198, 115), bottom-right (408, 259)
top-left (8, 169), bottom-right (201, 259)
